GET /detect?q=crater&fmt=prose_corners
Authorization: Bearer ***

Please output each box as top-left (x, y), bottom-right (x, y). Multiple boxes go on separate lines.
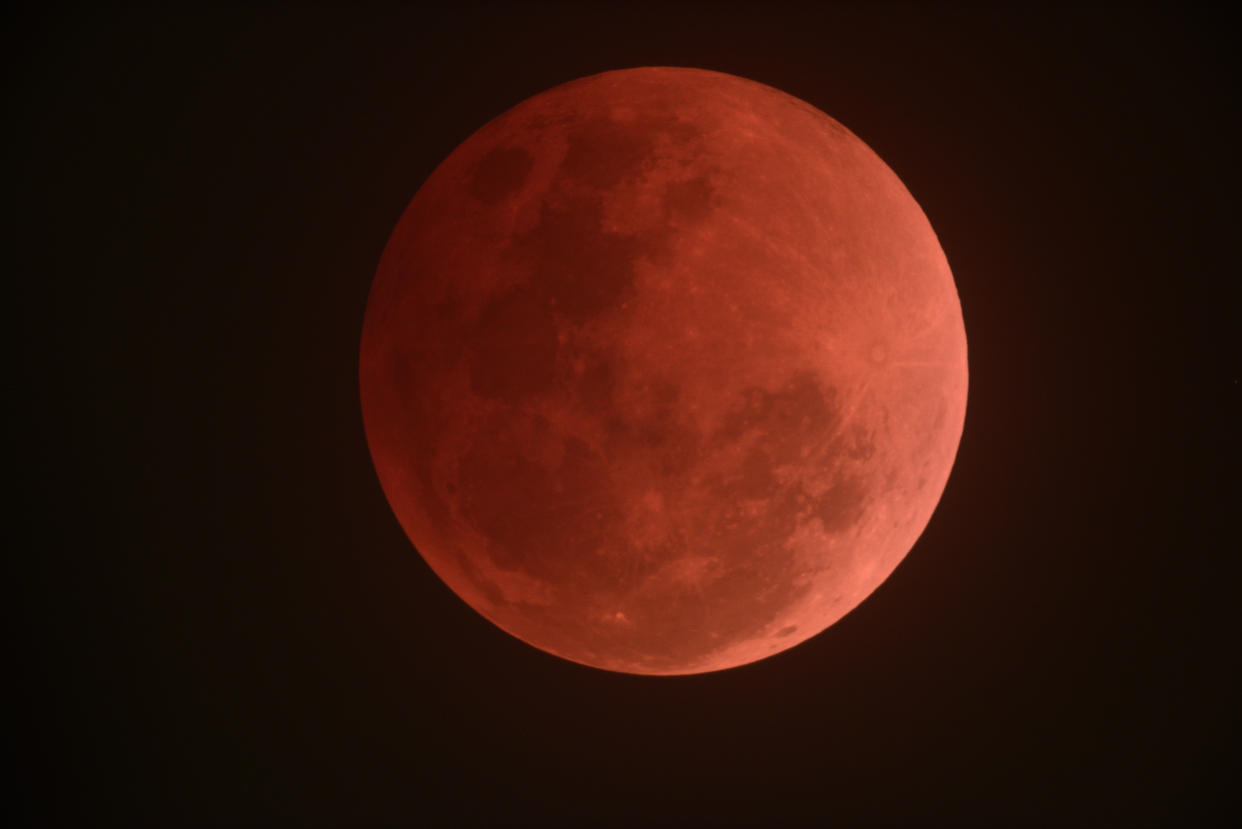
top-left (844, 423), bottom-right (876, 461)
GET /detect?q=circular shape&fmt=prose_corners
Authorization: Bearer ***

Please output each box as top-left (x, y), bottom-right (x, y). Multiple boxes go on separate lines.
top-left (360, 67), bottom-right (967, 675)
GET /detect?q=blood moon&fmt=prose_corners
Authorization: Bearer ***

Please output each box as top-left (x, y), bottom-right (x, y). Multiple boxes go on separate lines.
top-left (360, 67), bottom-right (967, 675)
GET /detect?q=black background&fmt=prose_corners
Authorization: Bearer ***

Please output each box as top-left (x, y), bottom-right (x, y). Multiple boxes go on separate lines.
top-left (12, 4), bottom-right (1237, 825)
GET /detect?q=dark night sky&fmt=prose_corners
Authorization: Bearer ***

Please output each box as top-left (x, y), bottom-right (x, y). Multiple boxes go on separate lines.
top-left (12, 4), bottom-right (1238, 825)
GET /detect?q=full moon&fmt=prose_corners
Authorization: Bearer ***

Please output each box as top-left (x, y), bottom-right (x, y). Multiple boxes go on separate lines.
top-left (360, 67), bottom-right (967, 675)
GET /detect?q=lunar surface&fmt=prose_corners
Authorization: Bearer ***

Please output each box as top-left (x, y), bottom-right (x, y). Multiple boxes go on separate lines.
top-left (360, 67), bottom-right (967, 675)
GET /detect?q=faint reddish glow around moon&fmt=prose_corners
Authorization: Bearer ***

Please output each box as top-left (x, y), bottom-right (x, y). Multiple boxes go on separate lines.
top-left (360, 67), bottom-right (968, 675)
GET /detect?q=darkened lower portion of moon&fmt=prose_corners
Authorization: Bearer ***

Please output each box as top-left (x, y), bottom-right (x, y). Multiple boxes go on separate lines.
top-left (360, 67), bottom-right (968, 675)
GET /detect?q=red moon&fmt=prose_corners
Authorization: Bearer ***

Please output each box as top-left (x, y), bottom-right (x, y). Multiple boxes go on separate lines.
top-left (360, 67), bottom-right (967, 675)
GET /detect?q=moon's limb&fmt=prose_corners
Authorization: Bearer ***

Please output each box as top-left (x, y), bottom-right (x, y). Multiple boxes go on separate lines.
top-left (360, 67), bottom-right (967, 675)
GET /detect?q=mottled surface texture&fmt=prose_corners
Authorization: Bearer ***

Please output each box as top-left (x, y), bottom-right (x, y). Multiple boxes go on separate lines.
top-left (360, 68), bottom-right (968, 674)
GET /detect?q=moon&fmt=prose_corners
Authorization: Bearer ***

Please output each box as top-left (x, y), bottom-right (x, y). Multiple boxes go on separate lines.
top-left (360, 67), bottom-right (967, 675)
